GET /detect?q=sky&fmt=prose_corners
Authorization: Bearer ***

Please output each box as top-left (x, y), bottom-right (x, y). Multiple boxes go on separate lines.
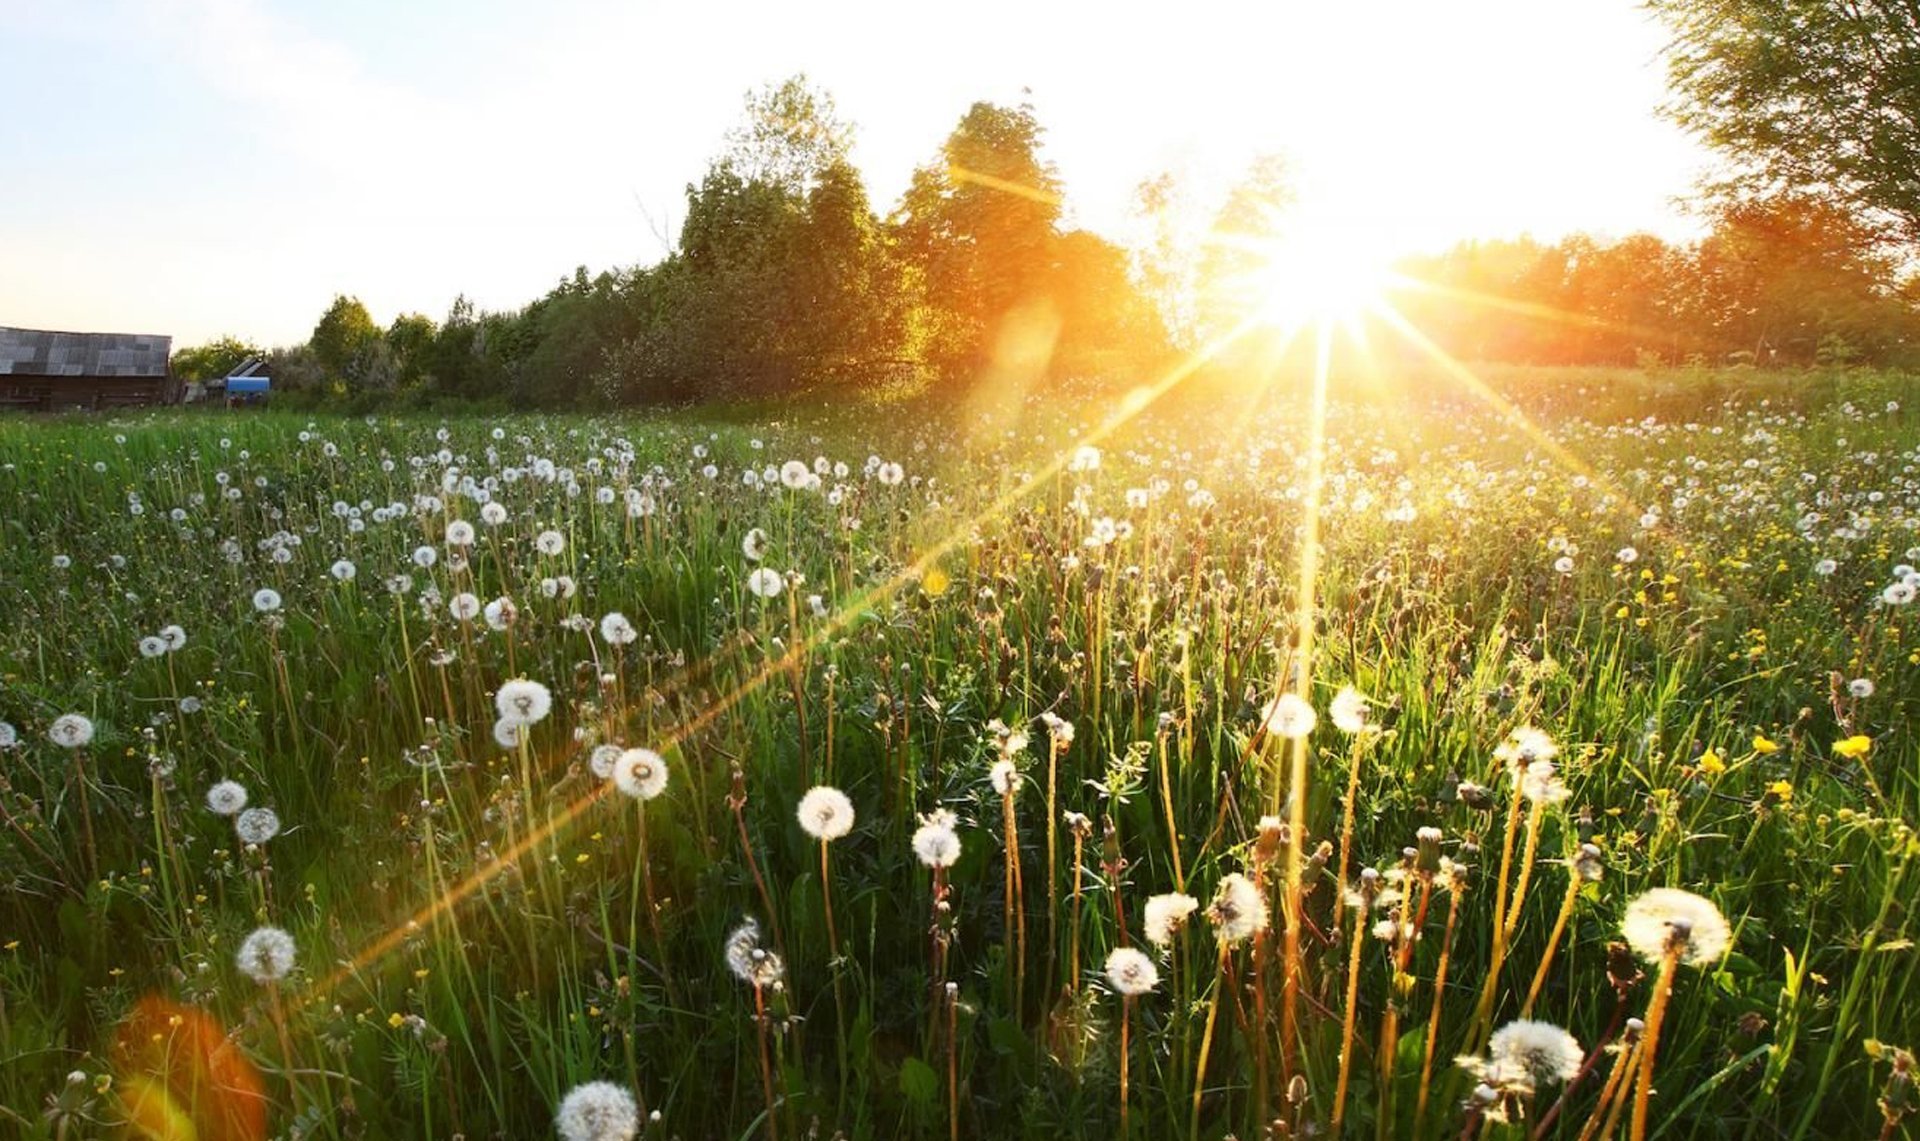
top-left (0, 0), bottom-right (1713, 348)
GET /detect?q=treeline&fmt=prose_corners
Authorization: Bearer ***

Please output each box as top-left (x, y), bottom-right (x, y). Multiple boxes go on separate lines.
top-left (1392, 194), bottom-right (1920, 368)
top-left (173, 77), bottom-right (1920, 408)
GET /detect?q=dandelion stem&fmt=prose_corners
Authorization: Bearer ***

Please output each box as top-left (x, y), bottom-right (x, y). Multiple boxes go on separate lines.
top-left (1189, 945), bottom-right (1227, 1141)
top-left (1523, 867), bottom-right (1582, 1019)
top-left (1630, 944), bottom-right (1683, 1141)
top-left (1415, 881), bottom-right (1466, 1133)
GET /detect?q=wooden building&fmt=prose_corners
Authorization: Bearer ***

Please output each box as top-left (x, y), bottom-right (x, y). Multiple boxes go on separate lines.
top-left (0, 325), bottom-right (174, 410)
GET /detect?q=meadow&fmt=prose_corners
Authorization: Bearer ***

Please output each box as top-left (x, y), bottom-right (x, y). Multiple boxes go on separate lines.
top-left (0, 367), bottom-right (1916, 1140)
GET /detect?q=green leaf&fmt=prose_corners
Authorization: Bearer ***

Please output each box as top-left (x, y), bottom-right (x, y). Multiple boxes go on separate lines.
top-left (899, 1056), bottom-right (938, 1105)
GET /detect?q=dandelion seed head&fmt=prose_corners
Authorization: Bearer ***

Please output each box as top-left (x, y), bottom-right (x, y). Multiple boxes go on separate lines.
top-left (1144, 892), bottom-right (1200, 947)
top-left (48, 713), bottom-right (94, 749)
top-left (746, 567), bottom-right (784, 599)
top-left (912, 808), bottom-right (962, 869)
top-left (206, 780), bottom-right (248, 816)
top-left (1261, 692), bottom-right (1316, 739)
top-left (797, 786), bottom-right (855, 841)
top-left (251, 588), bottom-right (282, 614)
top-left (235, 806), bottom-right (280, 844)
top-left (1208, 872), bottom-right (1268, 945)
top-left (1622, 887), bottom-right (1730, 965)
top-left (555, 1080), bottom-right (639, 1141)
top-left (235, 926), bottom-right (296, 984)
top-left (1329, 686), bottom-right (1370, 733)
top-left (612, 748), bottom-right (669, 801)
top-left (600, 612), bottom-right (639, 645)
top-left (1104, 947), bottom-right (1160, 996)
top-left (495, 678), bottom-right (553, 726)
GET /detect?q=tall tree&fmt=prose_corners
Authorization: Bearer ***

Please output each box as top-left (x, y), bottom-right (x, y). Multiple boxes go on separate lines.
top-left (719, 74), bottom-right (853, 196)
top-left (309, 295), bottom-right (387, 392)
top-left (1650, 0), bottom-right (1920, 244)
top-left (170, 336), bottom-right (262, 383)
top-left (894, 100), bottom-right (1063, 371)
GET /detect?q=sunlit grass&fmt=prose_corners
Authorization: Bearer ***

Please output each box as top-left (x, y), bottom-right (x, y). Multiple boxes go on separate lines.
top-left (0, 367), bottom-right (1916, 1140)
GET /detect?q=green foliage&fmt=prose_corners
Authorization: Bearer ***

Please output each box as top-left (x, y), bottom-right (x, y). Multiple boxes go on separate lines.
top-left (169, 336), bottom-right (262, 383)
top-left (1650, 0), bottom-right (1920, 245)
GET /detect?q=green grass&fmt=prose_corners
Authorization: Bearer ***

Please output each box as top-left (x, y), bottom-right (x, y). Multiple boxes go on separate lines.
top-left (0, 370), bottom-right (1916, 1139)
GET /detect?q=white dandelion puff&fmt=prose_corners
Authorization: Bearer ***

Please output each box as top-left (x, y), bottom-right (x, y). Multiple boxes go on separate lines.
top-left (235, 926), bottom-right (297, 984)
top-left (555, 1080), bottom-right (639, 1141)
top-left (1144, 892), bottom-right (1200, 948)
top-left (48, 714), bottom-right (94, 749)
top-left (612, 748), bottom-right (669, 801)
top-left (495, 678), bottom-right (553, 726)
top-left (206, 780), bottom-right (248, 816)
top-left (1621, 888), bottom-right (1731, 966)
top-left (1104, 947), bottom-right (1160, 996)
top-left (797, 786), bottom-right (856, 841)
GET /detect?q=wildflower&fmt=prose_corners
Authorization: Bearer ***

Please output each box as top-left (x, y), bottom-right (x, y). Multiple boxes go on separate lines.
top-left (1698, 749), bottom-right (1725, 775)
top-left (779, 460), bottom-right (811, 489)
top-left (0, 722), bottom-right (15, 749)
top-left (612, 749), bottom-right (669, 801)
top-left (449, 592), bottom-right (482, 621)
top-left (807, 594), bottom-right (829, 618)
top-left (1813, 558), bottom-right (1837, 576)
top-left (1261, 692), bottom-right (1316, 739)
top-left (1495, 727), bottom-right (1558, 773)
top-left (138, 635), bottom-right (167, 659)
top-left (1766, 779), bottom-right (1793, 804)
top-left (445, 520), bottom-right (475, 547)
top-left (1329, 686), bottom-right (1370, 733)
top-left (235, 926), bottom-right (297, 984)
top-left (235, 807), bottom-right (281, 845)
top-left (797, 786), bottom-right (855, 841)
top-left (1617, 547), bottom-right (1639, 564)
top-left (1751, 733), bottom-right (1780, 755)
top-left (158, 625), bottom-right (187, 651)
top-left (492, 719), bottom-right (525, 750)
top-left (1833, 735), bottom-right (1873, 759)
top-left (1458, 1020), bottom-right (1583, 1094)
top-left (1521, 760), bottom-right (1570, 804)
top-left (912, 808), bottom-right (962, 869)
top-left (1039, 712), bottom-right (1075, 747)
top-left (535, 530), bottom-right (566, 556)
top-left (1104, 947), bottom-right (1160, 996)
top-left (1848, 678), bottom-right (1875, 699)
top-left (746, 568), bottom-right (784, 599)
top-left (1207, 872), bottom-right (1268, 945)
top-left (600, 612), bottom-right (639, 646)
top-left (1884, 581), bottom-right (1916, 606)
top-left (483, 597), bottom-right (518, 630)
top-left (588, 745), bottom-right (622, 779)
top-left (1572, 843), bottom-right (1605, 882)
top-left (877, 461), bottom-right (905, 486)
top-left (329, 559), bottom-right (356, 582)
top-left (1621, 888), bottom-right (1731, 965)
top-left (251, 588), bottom-right (282, 614)
top-left (555, 1080), bottom-right (639, 1141)
top-left (411, 545), bottom-right (438, 569)
top-left (742, 528), bottom-right (769, 562)
top-left (479, 501), bottom-right (508, 526)
top-left (495, 679), bottom-right (553, 727)
top-left (724, 918), bottom-right (786, 988)
top-left (1143, 892), bottom-right (1200, 947)
top-left (206, 780), bottom-right (248, 815)
top-left (989, 758), bottom-right (1020, 797)
top-left (48, 714), bottom-right (94, 749)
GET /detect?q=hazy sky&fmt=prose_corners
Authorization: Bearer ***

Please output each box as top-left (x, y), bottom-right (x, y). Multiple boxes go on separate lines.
top-left (0, 0), bottom-right (1712, 347)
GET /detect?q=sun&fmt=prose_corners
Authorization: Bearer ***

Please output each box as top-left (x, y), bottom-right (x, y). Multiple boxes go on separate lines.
top-left (1246, 212), bottom-right (1399, 333)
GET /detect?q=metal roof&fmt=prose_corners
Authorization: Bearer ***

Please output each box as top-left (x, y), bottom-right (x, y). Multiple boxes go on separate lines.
top-left (0, 326), bottom-right (172, 378)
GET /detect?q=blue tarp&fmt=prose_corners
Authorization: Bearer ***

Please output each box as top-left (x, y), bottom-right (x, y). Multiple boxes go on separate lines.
top-left (226, 376), bottom-right (270, 394)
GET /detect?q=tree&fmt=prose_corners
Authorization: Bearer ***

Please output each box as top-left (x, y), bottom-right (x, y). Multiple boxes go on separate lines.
top-left (309, 295), bottom-right (387, 392)
top-left (719, 74), bottom-right (853, 196)
top-left (1194, 153), bottom-right (1295, 340)
top-left (1650, 0), bottom-right (1920, 244)
top-left (894, 100), bottom-right (1063, 371)
top-left (170, 336), bottom-right (262, 383)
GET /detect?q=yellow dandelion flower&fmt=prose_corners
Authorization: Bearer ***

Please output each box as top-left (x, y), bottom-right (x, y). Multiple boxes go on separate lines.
top-left (388, 1012), bottom-right (406, 1029)
top-left (1751, 734), bottom-right (1780, 755)
top-left (1766, 780), bottom-right (1793, 804)
top-left (1832, 736), bottom-right (1872, 759)
top-left (1699, 750), bottom-right (1726, 775)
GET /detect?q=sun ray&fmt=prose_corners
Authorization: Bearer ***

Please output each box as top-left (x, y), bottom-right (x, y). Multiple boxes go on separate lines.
top-left (301, 312), bottom-right (1274, 1008)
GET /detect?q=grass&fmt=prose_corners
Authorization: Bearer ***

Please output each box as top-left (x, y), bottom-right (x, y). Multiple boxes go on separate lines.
top-left (0, 364), bottom-right (1916, 1139)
